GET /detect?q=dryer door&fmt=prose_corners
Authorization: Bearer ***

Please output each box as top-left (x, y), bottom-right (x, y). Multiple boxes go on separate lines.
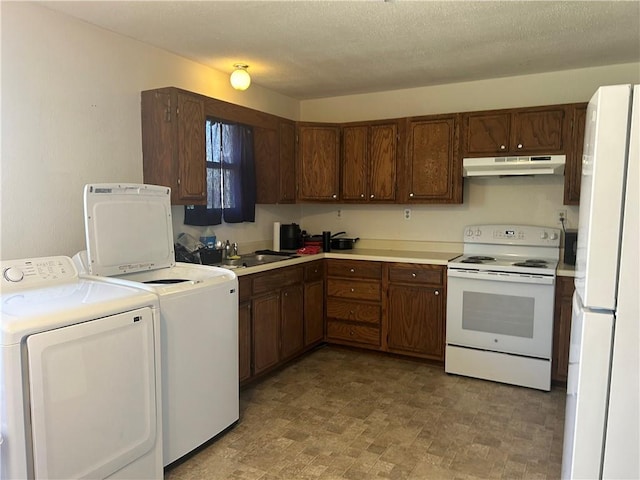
top-left (26, 307), bottom-right (157, 479)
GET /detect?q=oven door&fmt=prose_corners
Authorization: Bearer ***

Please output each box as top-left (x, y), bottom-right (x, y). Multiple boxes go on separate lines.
top-left (446, 268), bottom-right (555, 359)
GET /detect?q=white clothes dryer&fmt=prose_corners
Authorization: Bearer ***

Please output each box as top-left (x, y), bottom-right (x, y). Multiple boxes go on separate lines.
top-left (0, 256), bottom-right (162, 480)
top-left (74, 183), bottom-right (239, 466)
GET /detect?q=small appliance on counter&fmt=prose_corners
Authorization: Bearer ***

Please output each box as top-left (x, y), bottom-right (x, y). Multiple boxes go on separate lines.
top-left (280, 223), bottom-right (302, 250)
top-left (563, 229), bottom-right (578, 265)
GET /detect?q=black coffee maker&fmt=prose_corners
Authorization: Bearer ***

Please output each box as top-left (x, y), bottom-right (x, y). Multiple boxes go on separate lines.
top-left (280, 223), bottom-right (302, 250)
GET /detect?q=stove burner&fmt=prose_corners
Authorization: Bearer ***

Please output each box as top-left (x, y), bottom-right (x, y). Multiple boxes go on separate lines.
top-left (459, 255), bottom-right (496, 264)
top-left (513, 260), bottom-right (549, 268)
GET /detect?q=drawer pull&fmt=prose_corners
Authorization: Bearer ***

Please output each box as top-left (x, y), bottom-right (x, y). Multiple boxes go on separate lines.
top-left (411, 273), bottom-right (417, 278)
top-left (350, 330), bottom-right (354, 336)
top-left (350, 268), bottom-right (355, 273)
top-left (435, 290), bottom-right (440, 296)
top-left (350, 288), bottom-right (355, 292)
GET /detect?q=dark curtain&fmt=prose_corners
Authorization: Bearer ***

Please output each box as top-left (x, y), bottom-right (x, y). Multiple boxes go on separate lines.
top-left (184, 120), bottom-right (256, 226)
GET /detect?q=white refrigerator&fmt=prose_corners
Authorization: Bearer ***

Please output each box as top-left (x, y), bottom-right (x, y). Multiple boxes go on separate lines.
top-left (562, 84), bottom-right (639, 479)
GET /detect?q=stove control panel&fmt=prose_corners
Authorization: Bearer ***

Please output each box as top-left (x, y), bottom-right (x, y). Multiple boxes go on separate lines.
top-left (463, 225), bottom-right (561, 247)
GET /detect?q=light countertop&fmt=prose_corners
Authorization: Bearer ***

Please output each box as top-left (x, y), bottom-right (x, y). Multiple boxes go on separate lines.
top-left (230, 248), bottom-right (577, 277)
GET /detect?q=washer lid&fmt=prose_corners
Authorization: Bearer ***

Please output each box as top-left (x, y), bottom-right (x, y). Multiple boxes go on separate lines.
top-left (84, 184), bottom-right (175, 276)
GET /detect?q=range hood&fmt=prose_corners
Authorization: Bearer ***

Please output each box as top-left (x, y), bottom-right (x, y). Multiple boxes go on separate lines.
top-left (463, 155), bottom-right (565, 177)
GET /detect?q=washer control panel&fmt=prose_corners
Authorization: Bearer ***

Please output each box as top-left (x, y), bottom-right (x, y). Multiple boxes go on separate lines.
top-left (463, 225), bottom-right (561, 246)
top-left (1, 256), bottom-right (77, 291)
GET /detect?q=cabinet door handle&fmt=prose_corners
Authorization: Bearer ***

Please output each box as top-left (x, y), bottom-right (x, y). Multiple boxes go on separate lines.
top-left (349, 330), bottom-right (355, 336)
top-left (434, 290), bottom-right (440, 296)
top-left (332, 194), bottom-right (337, 199)
top-left (370, 194), bottom-right (375, 198)
top-left (409, 193), bottom-right (414, 198)
top-left (517, 143), bottom-right (523, 149)
top-left (360, 193), bottom-right (365, 198)
top-left (411, 273), bottom-right (417, 278)
top-left (500, 144), bottom-right (506, 150)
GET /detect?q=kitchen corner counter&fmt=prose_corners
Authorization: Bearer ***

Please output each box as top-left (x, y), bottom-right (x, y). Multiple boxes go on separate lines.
top-left (232, 249), bottom-right (461, 276)
top-left (556, 262), bottom-right (576, 277)
top-left (324, 248), bottom-right (460, 265)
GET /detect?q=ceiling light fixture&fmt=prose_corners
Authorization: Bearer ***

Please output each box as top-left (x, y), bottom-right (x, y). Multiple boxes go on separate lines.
top-left (230, 64), bottom-right (251, 91)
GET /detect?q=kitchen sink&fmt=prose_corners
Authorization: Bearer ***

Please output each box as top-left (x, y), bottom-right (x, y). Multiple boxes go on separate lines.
top-left (221, 253), bottom-right (295, 268)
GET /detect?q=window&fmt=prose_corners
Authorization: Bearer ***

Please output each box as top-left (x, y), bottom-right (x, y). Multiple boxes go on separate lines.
top-left (184, 119), bottom-right (256, 225)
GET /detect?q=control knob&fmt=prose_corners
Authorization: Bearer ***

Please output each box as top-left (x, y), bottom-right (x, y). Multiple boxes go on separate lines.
top-left (550, 232), bottom-right (559, 240)
top-left (540, 232), bottom-right (548, 239)
top-left (3, 266), bottom-right (24, 283)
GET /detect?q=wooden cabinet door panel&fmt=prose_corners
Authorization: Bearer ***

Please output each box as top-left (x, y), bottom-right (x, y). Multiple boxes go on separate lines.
top-left (239, 301), bottom-right (252, 383)
top-left (281, 285), bottom-right (304, 360)
top-left (342, 126), bottom-right (368, 200)
top-left (326, 260), bottom-right (382, 279)
top-left (326, 298), bottom-right (380, 324)
top-left (304, 280), bottom-right (324, 346)
top-left (512, 108), bottom-right (566, 153)
top-left (327, 279), bottom-right (381, 301)
top-left (565, 104), bottom-right (587, 205)
top-left (387, 285), bottom-right (444, 359)
top-left (297, 125), bottom-right (340, 200)
top-left (407, 117), bottom-right (457, 200)
top-left (326, 321), bottom-right (380, 346)
top-left (464, 112), bottom-right (511, 155)
top-left (369, 124), bottom-right (397, 201)
top-left (252, 293), bottom-right (280, 375)
top-left (279, 120), bottom-right (297, 203)
top-left (388, 264), bottom-right (444, 286)
top-left (176, 93), bottom-right (206, 201)
top-left (254, 126), bottom-right (279, 204)
top-left (552, 277), bottom-right (574, 382)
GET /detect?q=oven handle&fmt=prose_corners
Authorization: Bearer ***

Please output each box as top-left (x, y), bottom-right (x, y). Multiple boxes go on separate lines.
top-left (447, 268), bottom-right (555, 285)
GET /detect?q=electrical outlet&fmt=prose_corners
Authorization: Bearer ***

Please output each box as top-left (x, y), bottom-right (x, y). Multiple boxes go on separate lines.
top-left (404, 208), bottom-right (411, 220)
top-left (555, 209), bottom-right (567, 226)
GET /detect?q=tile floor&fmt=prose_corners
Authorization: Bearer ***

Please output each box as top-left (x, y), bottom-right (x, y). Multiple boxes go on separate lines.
top-left (165, 346), bottom-right (566, 480)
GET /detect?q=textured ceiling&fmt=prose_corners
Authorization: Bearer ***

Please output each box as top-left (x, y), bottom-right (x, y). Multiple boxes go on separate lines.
top-left (40, 1), bottom-right (640, 100)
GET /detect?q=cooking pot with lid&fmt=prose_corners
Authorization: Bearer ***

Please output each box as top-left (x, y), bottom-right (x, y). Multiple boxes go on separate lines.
top-left (330, 232), bottom-right (360, 250)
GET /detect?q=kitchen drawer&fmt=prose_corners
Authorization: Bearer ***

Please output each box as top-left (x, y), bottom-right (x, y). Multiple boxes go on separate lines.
top-left (327, 278), bottom-right (381, 301)
top-left (304, 260), bottom-right (324, 282)
top-left (326, 259), bottom-right (382, 279)
top-left (326, 320), bottom-right (380, 346)
top-left (388, 263), bottom-right (444, 286)
top-left (326, 298), bottom-right (380, 325)
top-left (238, 275), bottom-right (252, 302)
top-left (252, 266), bottom-right (303, 295)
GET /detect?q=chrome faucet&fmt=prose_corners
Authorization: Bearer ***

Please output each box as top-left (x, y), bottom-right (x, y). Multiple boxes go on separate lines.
top-left (231, 242), bottom-right (239, 257)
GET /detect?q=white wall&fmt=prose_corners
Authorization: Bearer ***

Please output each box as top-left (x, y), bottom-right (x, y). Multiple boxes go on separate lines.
top-left (0, 2), bottom-right (298, 260)
top-left (2, 2), bottom-right (639, 260)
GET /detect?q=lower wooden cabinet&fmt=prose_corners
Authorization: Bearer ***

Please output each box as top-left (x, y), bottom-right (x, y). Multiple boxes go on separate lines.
top-left (304, 261), bottom-right (325, 346)
top-left (325, 259), bottom-right (383, 349)
top-left (252, 292), bottom-right (281, 375)
top-left (239, 263), bottom-right (322, 385)
top-left (552, 276), bottom-right (574, 383)
top-left (238, 301), bottom-right (252, 383)
top-left (280, 284), bottom-right (304, 360)
top-left (386, 264), bottom-right (445, 361)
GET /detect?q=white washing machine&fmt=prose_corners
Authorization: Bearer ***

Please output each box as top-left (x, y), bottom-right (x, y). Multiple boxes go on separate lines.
top-left (74, 183), bottom-right (239, 466)
top-left (0, 256), bottom-right (162, 480)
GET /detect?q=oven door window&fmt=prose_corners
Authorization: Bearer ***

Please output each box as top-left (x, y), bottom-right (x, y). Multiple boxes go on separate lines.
top-left (446, 275), bottom-right (554, 359)
top-left (462, 291), bottom-right (534, 338)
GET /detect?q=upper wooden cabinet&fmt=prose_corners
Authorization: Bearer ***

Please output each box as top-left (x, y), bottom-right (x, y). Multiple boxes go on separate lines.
top-left (402, 115), bottom-right (462, 204)
top-left (254, 119), bottom-right (296, 204)
top-left (462, 105), bottom-right (569, 157)
top-left (564, 103), bottom-right (588, 205)
top-left (141, 88), bottom-right (206, 205)
top-left (342, 121), bottom-right (398, 202)
top-left (296, 123), bottom-right (341, 201)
